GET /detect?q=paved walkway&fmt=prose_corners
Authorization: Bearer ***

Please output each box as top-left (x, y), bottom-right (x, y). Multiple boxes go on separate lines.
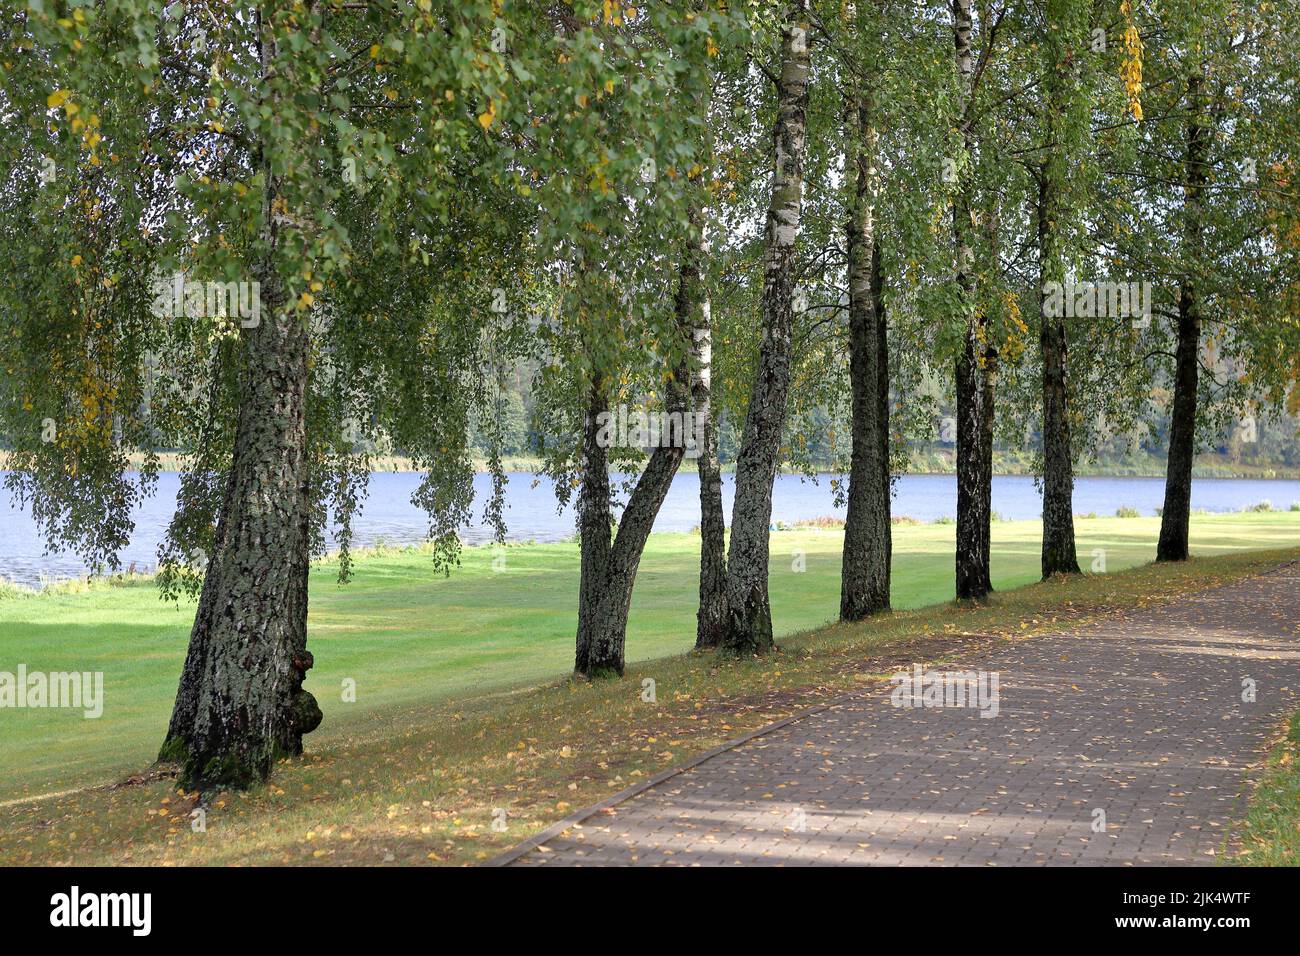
top-left (510, 563), bottom-right (1300, 866)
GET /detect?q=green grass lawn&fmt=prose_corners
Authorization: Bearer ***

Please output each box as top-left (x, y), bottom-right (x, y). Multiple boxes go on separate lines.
top-left (1, 511), bottom-right (1297, 807)
top-left (1233, 709), bottom-right (1300, 865)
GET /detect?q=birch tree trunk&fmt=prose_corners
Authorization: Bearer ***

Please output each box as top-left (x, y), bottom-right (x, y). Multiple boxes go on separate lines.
top-left (979, 342), bottom-right (997, 594)
top-left (574, 373), bottom-right (615, 675)
top-left (723, 3), bottom-right (811, 654)
top-left (575, 225), bottom-right (706, 675)
top-left (161, 15), bottom-right (320, 788)
top-left (574, 439), bottom-right (689, 677)
top-left (978, 195), bottom-right (1000, 595)
top-left (1158, 71), bottom-right (1207, 563)
top-left (1038, 170), bottom-right (1081, 577)
top-left (950, 0), bottom-right (989, 601)
top-left (954, 330), bottom-right (988, 601)
top-left (692, 218), bottom-right (728, 649)
top-left (839, 9), bottom-right (891, 621)
top-left (873, 241), bottom-right (892, 583)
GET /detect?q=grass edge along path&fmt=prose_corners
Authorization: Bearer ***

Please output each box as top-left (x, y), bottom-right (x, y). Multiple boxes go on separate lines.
top-left (1231, 708), bottom-right (1300, 865)
top-left (2, 546), bottom-right (1296, 866)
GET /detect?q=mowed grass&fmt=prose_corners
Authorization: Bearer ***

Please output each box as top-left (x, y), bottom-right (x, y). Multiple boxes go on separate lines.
top-left (1233, 709), bottom-right (1300, 865)
top-left (1, 535), bottom-right (1298, 866)
top-left (0, 545), bottom-right (1295, 866)
top-left (1, 511), bottom-right (1298, 809)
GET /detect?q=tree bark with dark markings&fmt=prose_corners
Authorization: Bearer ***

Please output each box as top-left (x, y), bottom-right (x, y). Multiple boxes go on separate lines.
top-left (574, 372), bottom-right (616, 676)
top-left (839, 9), bottom-right (891, 622)
top-left (954, 327), bottom-right (988, 601)
top-left (950, 0), bottom-right (989, 601)
top-left (161, 13), bottom-right (321, 788)
top-left (978, 340), bottom-right (997, 594)
top-left (1038, 169), bottom-right (1080, 577)
top-left (873, 241), bottom-right (892, 584)
top-left (692, 217), bottom-right (727, 649)
top-left (1158, 70), bottom-right (1207, 564)
top-left (575, 222), bottom-right (707, 675)
top-left (722, 4), bottom-right (811, 654)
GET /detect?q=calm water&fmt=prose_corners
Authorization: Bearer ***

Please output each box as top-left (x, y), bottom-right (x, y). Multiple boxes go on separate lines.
top-left (2, 470), bottom-right (1297, 587)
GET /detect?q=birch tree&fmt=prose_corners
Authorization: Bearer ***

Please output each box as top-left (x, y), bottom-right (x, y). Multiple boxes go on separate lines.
top-left (722, 0), bottom-right (811, 654)
top-left (838, 0), bottom-right (891, 620)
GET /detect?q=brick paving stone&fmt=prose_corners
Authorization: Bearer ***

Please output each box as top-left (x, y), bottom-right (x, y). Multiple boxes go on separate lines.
top-left (511, 563), bottom-right (1300, 866)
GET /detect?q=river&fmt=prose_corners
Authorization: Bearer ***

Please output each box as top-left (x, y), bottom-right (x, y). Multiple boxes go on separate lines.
top-left (1, 471), bottom-right (1296, 587)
